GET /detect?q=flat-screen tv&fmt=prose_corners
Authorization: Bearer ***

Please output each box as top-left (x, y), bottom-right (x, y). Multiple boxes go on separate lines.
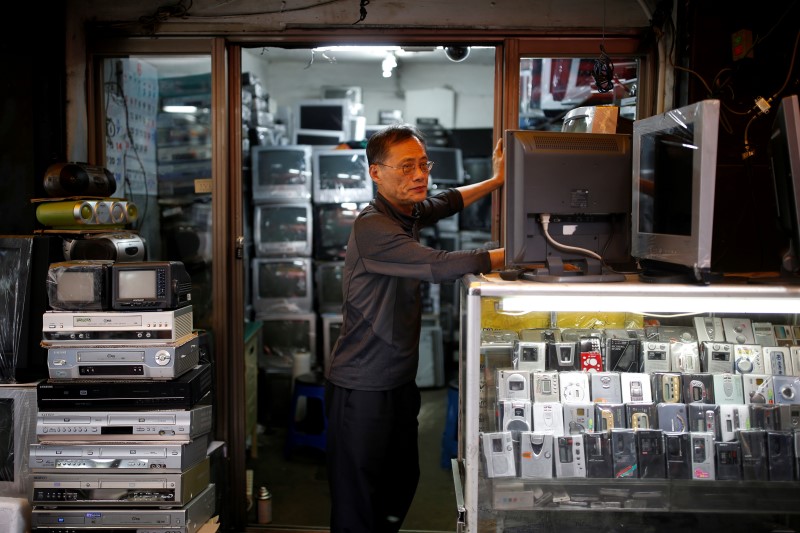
top-left (314, 202), bottom-right (367, 261)
top-left (426, 146), bottom-right (465, 186)
top-left (250, 145), bottom-right (313, 202)
top-left (315, 260), bottom-right (345, 314)
top-left (631, 99), bottom-right (720, 284)
top-left (253, 202), bottom-right (313, 257)
top-left (503, 130), bottom-right (632, 281)
top-left (251, 257), bottom-right (313, 315)
top-left (768, 94), bottom-right (800, 278)
top-left (0, 386), bottom-right (37, 496)
top-left (256, 312), bottom-right (317, 363)
top-left (312, 149), bottom-right (372, 204)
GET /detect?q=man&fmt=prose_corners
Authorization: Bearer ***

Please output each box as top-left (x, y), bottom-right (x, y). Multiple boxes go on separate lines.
top-left (325, 123), bottom-right (505, 533)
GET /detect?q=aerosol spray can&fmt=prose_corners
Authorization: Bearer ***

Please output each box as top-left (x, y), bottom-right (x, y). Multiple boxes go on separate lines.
top-left (257, 486), bottom-right (272, 524)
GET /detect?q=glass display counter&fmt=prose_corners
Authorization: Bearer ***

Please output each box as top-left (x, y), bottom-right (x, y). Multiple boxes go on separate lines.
top-left (454, 273), bottom-right (800, 532)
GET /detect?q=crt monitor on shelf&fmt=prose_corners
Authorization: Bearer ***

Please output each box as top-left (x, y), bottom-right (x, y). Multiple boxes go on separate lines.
top-left (252, 202), bottom-right (313, 258)
top-left (314, 202), bottom-right (367, 261)
top-left (251, 257), bottom-right (313, 315)
top-left (631, 99), bottom-right (721, 284)
top-left (250, 144), bottom-right (313, 202)
top-left (426, 146), bottom-right (465, 186)
top-left (503, 130), bottom-right (633, 282)
top-left (312, 149), bottom-right (372, 204)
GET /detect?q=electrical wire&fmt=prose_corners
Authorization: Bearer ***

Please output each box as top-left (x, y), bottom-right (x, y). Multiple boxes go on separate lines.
top-left (539, 214), bottom-right (603, 262)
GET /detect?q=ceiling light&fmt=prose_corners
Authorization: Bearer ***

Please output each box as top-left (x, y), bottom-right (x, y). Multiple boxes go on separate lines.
top-left (382, 52), bottom-right (397, 78)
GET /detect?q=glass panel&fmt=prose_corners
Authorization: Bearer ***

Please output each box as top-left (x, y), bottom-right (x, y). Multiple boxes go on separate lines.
top-left (101, 55), bottom-right (213, 329)
top-left (519, 57), bottom-right (639, 131)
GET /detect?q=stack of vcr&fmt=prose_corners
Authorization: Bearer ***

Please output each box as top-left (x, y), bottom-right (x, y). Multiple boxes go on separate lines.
top-left (30, 259), bottom-right (216, 533)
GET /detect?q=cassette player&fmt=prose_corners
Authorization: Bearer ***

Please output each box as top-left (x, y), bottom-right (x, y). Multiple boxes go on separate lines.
top-left (37, 363), bottom-right (212, 411)
top-left (47, 260), bottom-right (192, 311)
top-left (36, 403), bottom-right (213, 442)
top-left (42, 306), bottom-right (193, 345)
top-left (31, 456), bottom-right (210, 507)
top-left (31, 483), bottom-right (216, 533)
top-left (47, 332), bottom-right (200, 380)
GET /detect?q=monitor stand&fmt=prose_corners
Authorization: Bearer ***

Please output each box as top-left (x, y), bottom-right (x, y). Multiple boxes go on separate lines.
top-left (637, 259), bottom-right (721, 285)
top-left (520, 257), bottom-right (626, 283)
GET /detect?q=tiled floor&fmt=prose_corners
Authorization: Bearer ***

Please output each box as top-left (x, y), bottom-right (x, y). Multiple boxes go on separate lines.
top-left (245, 386), bottom-right (458, 532)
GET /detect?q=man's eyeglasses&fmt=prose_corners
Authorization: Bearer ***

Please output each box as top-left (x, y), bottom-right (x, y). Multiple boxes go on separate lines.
top-left (373, 160), bottom-right (435, 176)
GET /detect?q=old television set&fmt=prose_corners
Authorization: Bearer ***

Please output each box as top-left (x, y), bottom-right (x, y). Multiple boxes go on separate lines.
top-left (767, 94), bottom-right (800, 280)
top-left (111, 261), bottom-right (192, 311)
top-left (312, 149), bottom-right (372, 204)
top-left (503, 130), bottom-right (633, 282)
top-left (0, 386), bottom-right (37, 496)
top-left (253, 202), bottom-right (313, 257)
top-left (257, 312), bottom-right (317, 362)
top-left (250, 145), bottom-right (313, 202)
top-left (251, 257), bottom-right (313, 315)
top-left (314, 202), bottom-right (366, 261)
top-left (631, 99), bottom-right (720, 284)
top-left (426, 146), bottom-right (465, 187)
top-left (315, 260), bottom-right (345, 313)
top-left (0, 235), bottom-right (62, 383)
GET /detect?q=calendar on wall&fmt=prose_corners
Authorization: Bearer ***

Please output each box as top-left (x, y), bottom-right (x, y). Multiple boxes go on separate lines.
top-left (104, 58), bottom-right (159, 196)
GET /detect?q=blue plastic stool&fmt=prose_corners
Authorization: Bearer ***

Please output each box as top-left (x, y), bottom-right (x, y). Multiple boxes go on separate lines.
top-left (440, 378), bottom-right (459, 469)
top-left (285, 371), bottom-right (327, 458)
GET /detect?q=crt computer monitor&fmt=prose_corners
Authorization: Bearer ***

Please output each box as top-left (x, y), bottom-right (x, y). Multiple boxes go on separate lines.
top-left (768, 94), bottom-right (800, 278)
top-left (426, 146), bottom-right (464, 187)
top-left (315, 260), bottom-right (345, 314)
top-left (256, 312), bottom-right (317, 363)
top-left (503, 130), bottom-right (633, 282)
top-left (312, 149), bottom-right (372, 204)
top-left (250, 145), bottom-right (313, 202)
top-left (294, 99), bottom-right (352, 132)
top-left (631, 99), bottom-right (720, 284)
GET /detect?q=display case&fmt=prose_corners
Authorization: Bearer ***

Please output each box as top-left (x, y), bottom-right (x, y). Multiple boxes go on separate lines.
top-left (455, 274), bottom-right (800, 533)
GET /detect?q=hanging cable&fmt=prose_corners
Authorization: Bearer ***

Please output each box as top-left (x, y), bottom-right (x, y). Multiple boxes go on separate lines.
top-left (593, 0), bottom-right (615, 93)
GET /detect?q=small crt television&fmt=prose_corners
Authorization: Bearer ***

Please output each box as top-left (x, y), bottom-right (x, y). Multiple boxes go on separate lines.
top-left (253, 202), bottom-right (313, 257)
top-left (294, 99), bottom-right (352, 134)
top-left (314, 202), bottom-right (367, 261)
top-left (315, 260), bottom-right (345, 314)
top-left (427, 146), bottom-right (465, 187)
top-left (251, 257), bottom-right (313, 315)
top-left (312, 149), bottom-right (372, 203)
top-left (250, 145), bottom-right (312, 202)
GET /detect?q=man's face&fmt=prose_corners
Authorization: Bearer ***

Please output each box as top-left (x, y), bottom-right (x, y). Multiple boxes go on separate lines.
top-left (369, 137), bottom-right (430, 215)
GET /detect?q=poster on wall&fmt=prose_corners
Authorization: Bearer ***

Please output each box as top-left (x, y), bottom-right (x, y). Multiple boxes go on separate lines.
top-left (104, 58), bottom-right (159, 197)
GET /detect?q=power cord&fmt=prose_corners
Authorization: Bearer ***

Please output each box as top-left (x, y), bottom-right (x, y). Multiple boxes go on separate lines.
top-left (539, 214), bottom-right (603, 261)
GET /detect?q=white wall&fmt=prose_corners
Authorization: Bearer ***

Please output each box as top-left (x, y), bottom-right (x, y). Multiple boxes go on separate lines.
top-left (242, 49), bottom-right (495, 130)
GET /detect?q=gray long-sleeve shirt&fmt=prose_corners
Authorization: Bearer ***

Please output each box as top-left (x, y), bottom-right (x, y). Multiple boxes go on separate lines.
top-left (326, 189), bottom-right (493, 391)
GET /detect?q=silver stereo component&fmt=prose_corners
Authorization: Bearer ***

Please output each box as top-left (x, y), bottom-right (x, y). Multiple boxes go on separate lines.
top-left (621, 372), bottom-right (652, 403)
top-left (671, 342), bottom-right (700, 373)
top-left (555, 435), bottom-right (586, 478)
top-left (701, 341), bottom-right (734, 374)
top-left (63, 231), bottom-right (146, 262)
top-left (590, 372), bottom-right (622, 403)
top-left (694, 316), bottom-right (725, 343)
top-left (773, 376), bottom-right (800, 405)
top-left (722, 317), bottom-right (756, 344)
top-left (752, 322), bottom-right (778, 347)
top-left (519, 432), bottom-right (554, 479)
top-left (31, 483), bottom-right (215, 532)
top-left (31, 457), bottom-right (210, 507)
top-left (481, 431), bottom-right (516, 478)
top-left (719, 404), bottom-right (750, 442)
top-left (36, 404), bottom-right (212, 442)
top-left (641, 341), bottom-right (671, 374)
top-left (690, 432), bottom-right (715, 480)
top-left (563, 403), bottom-right (594, 435)
top-left (743, 374), bottom-right (774, 405)
top-left (497, 369), bottom-right (530, 401)
top-left (533, 401), bottom-right (565, 436)
top-left (713, 373), bottom-right (744, 404)
top-left (733, 344), bottom-right (764, 375)
top-left (29, 437), bottom-right (209, 473)
top-left (513, 338), bottom-right (547, 373)
top-left (764, 346), bottom-right (793, 376)
top-left (47, 333), bottom-right (200, 380)
top-left (42, 306), bottom-right (193, 345)
top-left (559, 371), bottom-right (590, 403)
top-left (532, 371), bottom-right (560, 403)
